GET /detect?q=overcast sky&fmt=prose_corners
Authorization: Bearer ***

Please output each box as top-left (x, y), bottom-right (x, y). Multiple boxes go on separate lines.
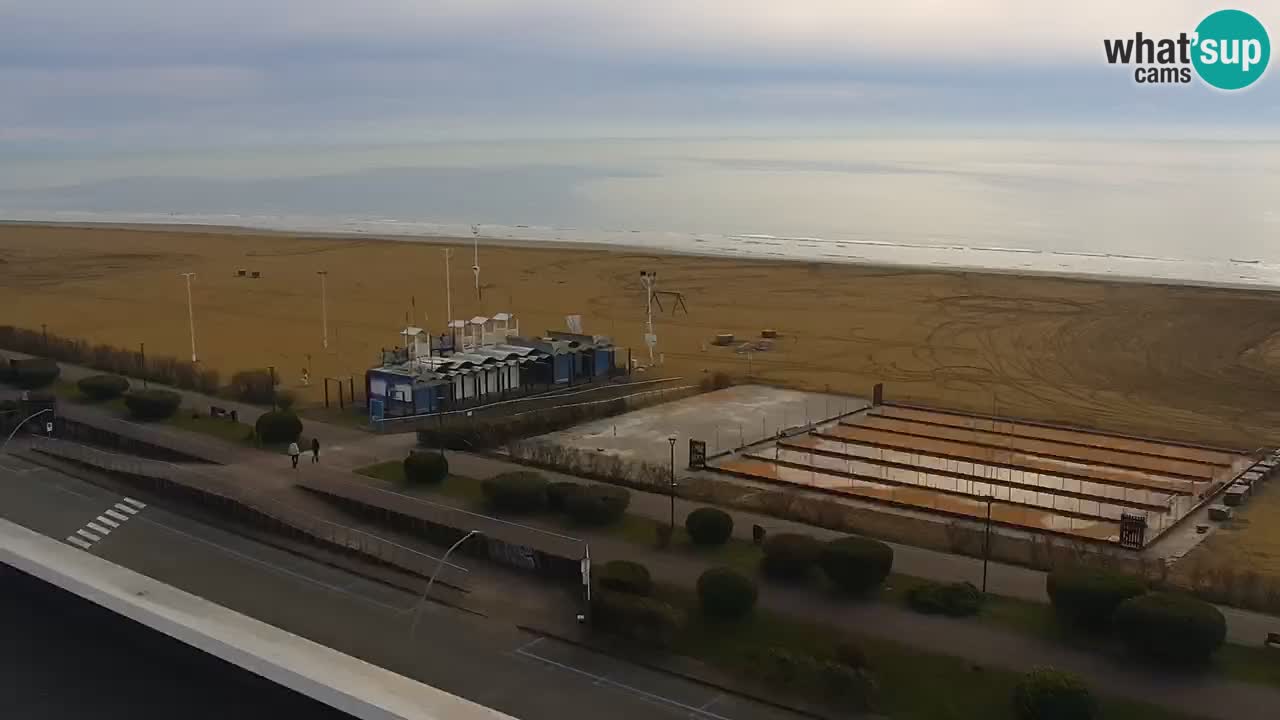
top-left (2, 1), bottom-right (1278, 149)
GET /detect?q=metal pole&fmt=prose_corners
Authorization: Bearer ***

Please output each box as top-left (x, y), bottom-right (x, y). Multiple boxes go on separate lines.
top-left (1, 409), bottom-right (51, 453)
top-left (318, 271), bottom-right (329, 350)
top-left (668, 437), bottom-right (677, 532)
top-left (444, 248), bottom-right (453, 327)
top-left (982, 495), bottom-right (993, 593)
top-left (409, 530), bottom-right (479, 640)
top-left (139, 342), bottom-right (147, 388)
top-left (180, 272), bottom-right (198, 363)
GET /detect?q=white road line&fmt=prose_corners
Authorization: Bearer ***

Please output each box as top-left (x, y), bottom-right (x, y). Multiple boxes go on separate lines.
top-left (699, 694), bottom-right (724, 711)
top-left (66, 535), bottom-right (93, 549)
top-left (104, 508), bottom-right (130, 522)
top-left (75, 529), bottom-right (101, 542)
top-left (96, 515), bottom-right (119, 528)
top-left (113, 503), bottom-right (138, 515)
top-left (122, 497), bottom-right (146, 509)
top-left (514, 636), bottom-right (545, 653)
top-left (515, 647), bottom-right (735, 720)
top-left (86, 522), bottom-right (111, 535)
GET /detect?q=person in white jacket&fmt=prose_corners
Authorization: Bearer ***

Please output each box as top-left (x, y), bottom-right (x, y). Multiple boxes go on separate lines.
top-left (288, 441), bottom-right (301, 469)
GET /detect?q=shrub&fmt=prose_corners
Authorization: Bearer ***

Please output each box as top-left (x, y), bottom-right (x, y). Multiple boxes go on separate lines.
top-left (1012, 668), bottom-right (1097, 720)
top-left (1046, 566), bottom-right (1147, 628)
top-left (77, 374), bottom-right (130, 401)
top-left (254, 410), bottom-right (304, 444)
top-left (697, 567), bottom-right (757, 619)
top-left (1113, 592), bottom-right (1226, 664)
top-left (229, 369), bottom-right (276, 405)
top-left (591, 589), bottom-right (681, 650)
top-left (907, 581), bottom-right (984, 617)
top-left (564, 485), bottom-right (630, 525)
top-left (761, 532), bottom-right (821, 581)
top-left (598, 560), bottom-right (652, 597)
top-left (403, 451), bottom-right (448, 485)
top-left (819, 536), bottom-right (894, 593)
top-left (481, 471), bottom-right (549, 513)
top-left (547, 481), bottom-right (583, 512)
top-left (123, 389), bottom-right (181, 420)
top-left (274, 389), bottom-right (296, 411)
top-left (685, 507), bottom-right (734, 546)
top-left (6, 358), bottom-right (60, 389)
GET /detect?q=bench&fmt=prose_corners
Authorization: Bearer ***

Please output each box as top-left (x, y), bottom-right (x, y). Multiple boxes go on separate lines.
top-left (1266, 632), bottom-right (1280, 649)
top-left (209, 406), bottom-right (239, 423)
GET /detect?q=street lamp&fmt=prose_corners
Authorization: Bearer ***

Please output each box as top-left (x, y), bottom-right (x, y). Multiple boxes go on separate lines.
top-left (180, 272), bottom-right (198, 363)
top-left (409, 530), bottom-right (480, 641)
top-left (668, 435), bottom-right (678, 533)
top-left (1, 408), bottom-right (52, 453)
top-left (317, 271), bottom-right (329, 350)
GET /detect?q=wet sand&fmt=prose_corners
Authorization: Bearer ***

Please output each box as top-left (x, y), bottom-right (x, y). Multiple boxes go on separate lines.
top-left (3, 222), bottom-right (1280, 452)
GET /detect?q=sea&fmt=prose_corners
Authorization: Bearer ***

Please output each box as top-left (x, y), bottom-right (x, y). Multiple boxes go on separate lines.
top-left (3, 135), bottom-right (1279, 288)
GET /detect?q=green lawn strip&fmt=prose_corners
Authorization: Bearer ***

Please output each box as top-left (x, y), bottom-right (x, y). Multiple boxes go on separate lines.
top-left (47, 381), bottom-right (255, 446)
top-left (657, 584), bottom-right (1201, 720)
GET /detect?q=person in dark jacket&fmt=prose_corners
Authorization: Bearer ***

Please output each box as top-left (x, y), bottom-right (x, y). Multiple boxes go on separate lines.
top-left (311, 437), bottom-right (321, 463)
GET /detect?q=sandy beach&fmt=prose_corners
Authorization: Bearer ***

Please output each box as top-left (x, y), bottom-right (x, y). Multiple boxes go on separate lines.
top-left (3, 222), bottom-right (1280, 450)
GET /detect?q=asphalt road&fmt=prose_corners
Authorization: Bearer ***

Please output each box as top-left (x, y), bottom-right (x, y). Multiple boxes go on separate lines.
top-left (0, 453), bottom-right (804, 720)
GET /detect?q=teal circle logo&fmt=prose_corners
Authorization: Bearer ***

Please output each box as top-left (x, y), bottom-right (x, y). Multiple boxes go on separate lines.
top-left (1192, 9), bottom-right (1270, 90)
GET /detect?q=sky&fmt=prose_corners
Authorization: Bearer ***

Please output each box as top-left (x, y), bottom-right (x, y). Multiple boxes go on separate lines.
top-left (2, 1), bottom-right (1279, 150)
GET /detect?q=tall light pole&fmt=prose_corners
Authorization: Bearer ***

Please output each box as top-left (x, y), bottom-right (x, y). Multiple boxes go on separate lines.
top-left (409, 530), bottom-right (480, 641)
top-left (443, 248), bottom-right (454, 324)
top-left (1, 408), bottom-right (51, 453)
top-left (180, 272), bottom-right (198, 363)
top-left (317, 271), bottom-right (329, 351)
top-left (471, 224), bottom-right (482, 302)
top-left (668, 435), bottom-right (677, 533)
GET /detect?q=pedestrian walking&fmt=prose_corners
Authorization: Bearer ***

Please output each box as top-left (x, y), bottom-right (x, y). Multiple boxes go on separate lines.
top-left (311, 437), bottom-right (320, 463)
top-left (288, 441), bottom-right (301, 469)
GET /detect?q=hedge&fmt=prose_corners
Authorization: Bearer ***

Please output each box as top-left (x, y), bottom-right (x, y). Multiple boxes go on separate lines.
top-left (1046, 566), bottom-right (1147, 628)
top-left (685, 507), bottom-right (734, 546)
top-left (906, 581), bottom-right (983, 617)
top-left (77, 374), bottom-right (130, 401)
top-left (697, 567), bottom-right (757, 619)
top-left (5, 358), bottom-right (60, 389)
top-left (404, 451), bottom-right (448, 484)
top-left (598, 560), bottom-right (652, 597)
top-left (229, 369), bottom-right (276, 405)
top-left (255, 410), bottom-right (304, 444)
top-left (564, 485), bottom-right (630, 525)
top-left (591, 589), bottom-right (682, 650)
top-left (819, 536), bottom-right (894, 593)
top-left (481, 471), bottom-right (549, 513)
top-left (761, 532), bottom-right (822, 581)
top-left (1012, 668), bottom-right (1097, 720)
top-left (123, 389), bottom-right (182, 420)
top-left (1113, 592), bottom-right (1226, 664)
top-left (548, 481), bottom-right (583, 512)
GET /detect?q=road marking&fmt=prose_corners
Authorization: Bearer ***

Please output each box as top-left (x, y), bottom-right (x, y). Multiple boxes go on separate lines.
top-left (122, 497), bottom-right (146, 509)
top-left (76, 528), bottom-right (101, 542)
top-left (96, 515), bottom-right (119, 528)
top-left (104, 508), bottom-right (130, 522)
top-left (86, 522), bottom-right (111, 535)
top-left (66, 535), bottom-right (93, 549)
top-left (514, 636), bottom-right (545, 653)
top-left (699, 694), bottom-right (724, 711)
top-left (114, 503), bottom-right (138, 515)
top-left (515, 644), bottom-right (735, 720)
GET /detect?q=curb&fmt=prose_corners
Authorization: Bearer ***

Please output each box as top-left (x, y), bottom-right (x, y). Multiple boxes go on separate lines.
top-left (515, 623), bottom-right (875, 720)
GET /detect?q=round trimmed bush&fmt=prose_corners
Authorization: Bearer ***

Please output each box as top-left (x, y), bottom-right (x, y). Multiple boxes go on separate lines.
top-left (564, 485), bottom-right (630, 525)
top-left (254, 410), bottom-right (303, 444)
top-left (819, 536), bottom-right (894, 593)
top-left (123, 389), bottom-right (181, 420)
top-left (481, 471), bottom-right (549, 513)
top-left (1046, 566), bottom-right (1147, 628)
top-left (77, 374), bottom-right (130, 401)
top-left (907, 581), bottom-right (983, 617)
top-left (548, 481), bottom-right (583, 512)
top-left (591, 588), bottom-right (682, 650)
top-left (1113, 592), bottom-right (1225, 664)
top-left (1012, 668), bottom-right (1097, 720)
top-left (685, 507), bottom-right (733, 546)
top-left (7, 358), bottom-right (60, 389)
top-left (274, 390), bottom-right (297, 411)
top-left (762, 533), bottom-right (822, 580)
top-left (697, 567), bottom-right (758, 619)
top-left (403, 451), bottom-right (448, 485)
top-left (598, 560), bottom-right (652, 597)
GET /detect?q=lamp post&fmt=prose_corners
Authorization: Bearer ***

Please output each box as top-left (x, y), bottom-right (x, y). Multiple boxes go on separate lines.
top-left (668, 435), bottom-right (677, 533)
top-left (1, 408), bottom-right (52, 453)
top-left (409, 530), bottom-right (480, 641)
top-left (180, 272), bottom-right (198, 363)
top-left (317, 271), bottom-right (329, 350)
top-left (139, 342), bottom-right (147, 388)
top-left (982, 495), bottom-right (993, 593)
